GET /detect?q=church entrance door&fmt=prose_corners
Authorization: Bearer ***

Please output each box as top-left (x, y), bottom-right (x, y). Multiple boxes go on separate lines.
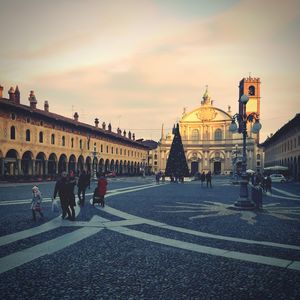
top-left (191, 162), bottom-right (199, 176)
top-left (214, 162), bottom-right (221, 175)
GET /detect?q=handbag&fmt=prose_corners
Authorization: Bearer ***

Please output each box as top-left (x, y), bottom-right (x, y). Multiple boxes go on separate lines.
top-left (51, 199), bottom-right (59, 212)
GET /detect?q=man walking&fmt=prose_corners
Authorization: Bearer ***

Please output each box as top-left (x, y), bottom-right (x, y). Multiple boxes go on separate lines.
top-left (53, 171), bottom-right (72, 220)
top-left (77, 170), bottom-right (90, 206)
top-left (206, 171), bottom-right (212, 188)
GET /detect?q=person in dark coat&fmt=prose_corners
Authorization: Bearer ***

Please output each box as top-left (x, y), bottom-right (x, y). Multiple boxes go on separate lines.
top-left (53, 171), bottom-right (72, 220)
top-left (200, 171), bottom-right (206, 187)
top-left (206, 171), bottom-right (212, 188)
top-left (77, 170), bottom-right (90, 206)
top-left (265, 175), bottom-right (272, 194)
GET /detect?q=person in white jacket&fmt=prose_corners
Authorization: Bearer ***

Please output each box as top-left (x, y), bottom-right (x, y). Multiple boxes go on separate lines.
top-left (31, 186), bottom-right (44, 221)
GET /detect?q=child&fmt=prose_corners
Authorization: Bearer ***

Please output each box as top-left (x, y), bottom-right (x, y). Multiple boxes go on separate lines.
top-left (31, 186), bottom-right (44, 221)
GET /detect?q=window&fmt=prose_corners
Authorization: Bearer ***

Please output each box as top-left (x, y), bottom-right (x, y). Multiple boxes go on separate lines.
top-left (10, 126), bottom-right (16, 140)
top-left (101, 144), bottom-right (103, 152)
top-left (248, 85), bottom-right (255, 96)
top-left (116, 148), bottom-right (118, 154)
top-left (26, 129), bottom-right (30, 142)
top-left (71, 138), bottom-right (74, 148)
top-left (94, 142), bottom-right (97, 152)
top-left (62, 136), bottom-right (65, 146)
top-left (154, 154), bottom-right (157, 160)
top-left (51, 134), bottom-right (55, 145)
top-left (214, 129), bottom-right (222, 141)
top-left (11, 113), bottom-right (16, 120)
top-left (40, 121), bottom-right (44, 126)
top-left (39, 131), bottom-right (43, 143)
top-left (111, 147), bottom-right (114, 154)
top-left (257, 154), bottom-right (261, 160)
top-left (26, 117), bottom-right (30, 123)
top-left (79, 139), bottom-right (82, 149)
top-left (191, 129), bottom-right (199, 141)
top-left (120, 148), bottom-right (122, 155)
top-left (106, 145), bottom-right (109, 153)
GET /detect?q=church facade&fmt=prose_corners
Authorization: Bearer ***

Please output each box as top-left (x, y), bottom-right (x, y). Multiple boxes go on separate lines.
top-left (158, 77), bottom-right (263, 175)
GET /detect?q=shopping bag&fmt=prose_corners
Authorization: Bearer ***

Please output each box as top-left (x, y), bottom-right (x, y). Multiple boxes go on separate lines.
top-left (52, 199), bottom-right (59, 213)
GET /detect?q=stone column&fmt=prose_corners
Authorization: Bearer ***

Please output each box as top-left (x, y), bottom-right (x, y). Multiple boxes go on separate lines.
top-left (17, 159), bottom-right (22, 176)
top-left (55, 161), bottom-right (59, 174)
top-left (45, 160), bottom-right (48, 176)
top-left (32, 160), bottom-right (36, 176)
top-left (0, 158), bottom-right (4, 176)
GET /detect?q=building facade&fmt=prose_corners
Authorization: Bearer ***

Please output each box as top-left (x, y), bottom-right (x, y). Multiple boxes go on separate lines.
top-left (158, 77), bottom-right (263, 175)
top-left (0, 85), bottom-right (149, 179)
top-left (261, 114), bottom-right (300, 181)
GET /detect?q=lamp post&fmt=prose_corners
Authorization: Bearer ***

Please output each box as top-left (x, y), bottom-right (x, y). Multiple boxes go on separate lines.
top-left (229, 94), bottom-right (262, 209)
top-left (92, 150), bottom-right (98, 180)
top-left (232, 144), bottom-right (239, 183)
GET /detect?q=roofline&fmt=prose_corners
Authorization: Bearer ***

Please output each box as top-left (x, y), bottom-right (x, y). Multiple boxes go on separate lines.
top-left (0, 98), bottom-right (150, 150)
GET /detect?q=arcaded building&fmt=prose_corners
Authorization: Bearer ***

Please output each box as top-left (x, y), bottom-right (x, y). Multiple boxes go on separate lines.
top-left (261, 114), bottom-right (300, 181)
top-left (158, 77), bottom-right (263, 175)
top-left (0, 85), bottom-right (149, 179)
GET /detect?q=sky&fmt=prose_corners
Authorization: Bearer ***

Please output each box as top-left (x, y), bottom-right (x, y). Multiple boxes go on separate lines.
top-left (0, 0), bottom-right (299, 142)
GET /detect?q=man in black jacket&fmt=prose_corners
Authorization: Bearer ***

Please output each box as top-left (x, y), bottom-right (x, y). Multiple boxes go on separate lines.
top-left (53, 171), bottom-right (72, 219)
top-left (77, 170), bottom-right (90, 206)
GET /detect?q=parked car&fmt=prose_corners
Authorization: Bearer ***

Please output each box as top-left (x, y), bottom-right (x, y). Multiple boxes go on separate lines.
top-left (106, 171), bottom-right (116, 178)
top-left (270, 174), bottom-right (287, 183)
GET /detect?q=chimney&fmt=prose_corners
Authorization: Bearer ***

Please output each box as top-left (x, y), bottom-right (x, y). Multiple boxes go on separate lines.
top-left (15, 86), bottom-right (20, 104)
top-left (95, 118), bottom-right (99, 128)
top-left (102, 122), bottom-right (106, 130)
top-left (28, 90), bottom-right (37, 109)
top-left (0, 85), bottom-right (3, 98)
top-left (108, 123), bottom-right (112, 131)
top-left (8, 87), bottom-right (15, 102)
top-left (44, 101), bottom-right (49, 112)
top-left (74, 112), bottom-right (79, 122)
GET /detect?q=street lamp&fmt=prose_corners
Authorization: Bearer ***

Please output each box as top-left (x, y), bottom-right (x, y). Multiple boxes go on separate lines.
top-left (229, 94), bottom-right (262, 209)
top-left (92, 149), bottom-right (98, 180)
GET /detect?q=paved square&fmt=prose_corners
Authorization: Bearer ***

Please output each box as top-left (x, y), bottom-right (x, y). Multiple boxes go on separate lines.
top-left (0, 176), bottom-right (299, 299)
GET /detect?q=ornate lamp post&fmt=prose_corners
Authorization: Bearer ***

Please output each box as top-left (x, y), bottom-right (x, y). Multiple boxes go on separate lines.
top-left (229, 94), bottom-right (262, 209)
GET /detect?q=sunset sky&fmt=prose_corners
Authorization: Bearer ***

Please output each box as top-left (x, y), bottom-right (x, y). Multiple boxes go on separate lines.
top-left (1, 0), bottom-right (299, 142)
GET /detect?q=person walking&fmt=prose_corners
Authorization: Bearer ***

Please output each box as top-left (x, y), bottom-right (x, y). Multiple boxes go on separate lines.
top-left (67, 171), bottom-right (77, 220)
top-left (265, 175), bottom-right (272, 194)
top-left (77, 170), bottom-right (90, 206)
top-left (31, 186), bottom-right (44, 221)
top-left (53, 171), bottom-right (72, 220)
top-left (200, 171), bottom-right (206, 187)
top-left (97, 173), bottom-right (108, 207)
top-left (206, 171), bottom-right (212, 188)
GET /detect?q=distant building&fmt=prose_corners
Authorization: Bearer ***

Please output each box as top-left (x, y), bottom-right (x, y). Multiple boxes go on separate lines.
top-left (261, 114), bottom-right (300, 181)
top-left (158, 77), bottom-right (263, 175)
top-left (0, 85), bottom-right (149, 179)
top-left (140, 140), bottom-right (159, 174)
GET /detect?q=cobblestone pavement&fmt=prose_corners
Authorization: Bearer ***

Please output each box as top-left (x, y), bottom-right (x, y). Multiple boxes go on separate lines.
top-left (0, 176), bottom-right (299, 299)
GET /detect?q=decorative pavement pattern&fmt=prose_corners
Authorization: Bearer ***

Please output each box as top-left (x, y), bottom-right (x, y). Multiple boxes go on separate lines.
top-left (0, 178), bottom-right (300, 299)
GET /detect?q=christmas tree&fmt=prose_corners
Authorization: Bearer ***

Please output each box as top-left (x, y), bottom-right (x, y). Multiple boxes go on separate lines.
top-left (165, 123), bottom-right (190, 177)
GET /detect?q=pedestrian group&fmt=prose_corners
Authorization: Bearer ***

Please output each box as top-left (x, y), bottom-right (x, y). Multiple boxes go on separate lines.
top-left (30, 170), bottom-right (108, 222)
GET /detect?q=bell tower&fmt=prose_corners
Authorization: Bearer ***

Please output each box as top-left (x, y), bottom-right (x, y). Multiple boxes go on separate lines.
top-left (238, 76), bottom-right (261, 144)
top-left (239, 76), bottom-right (261, 117)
